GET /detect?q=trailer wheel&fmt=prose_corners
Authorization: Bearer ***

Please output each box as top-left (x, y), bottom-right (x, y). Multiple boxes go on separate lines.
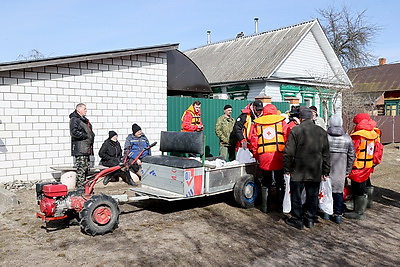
top-left (79, 194), bottom-right (120, 236)
top-left (234, 175), bottom-right (259, 208)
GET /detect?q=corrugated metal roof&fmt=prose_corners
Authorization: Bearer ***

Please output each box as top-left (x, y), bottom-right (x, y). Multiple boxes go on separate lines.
top-left (0, 44), bottom-right (179, 72)
top-left (184, 20), bottom-right (316, 85)
top-left (347, 63), bottom-right (400, 92)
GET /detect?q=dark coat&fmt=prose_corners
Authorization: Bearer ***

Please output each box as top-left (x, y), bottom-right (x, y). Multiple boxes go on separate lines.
top-left (283, 119), bottom-right (330, 182)
top-left (69, 111), bottom-right (95, 156)
top-left (99, 139), bottom-right (122, 167)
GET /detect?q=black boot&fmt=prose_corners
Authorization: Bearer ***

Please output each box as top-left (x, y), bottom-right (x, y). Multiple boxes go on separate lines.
top-left (366, 186), bottom-right (374, 208)
top-left (261, 186), bottom-right (268, 213)
top-left (103, 175), bottom-right (112, 185)
top-left (344, 194), bottom-right (368, 220)
top-left (121, 172), bottom-right (137, 186)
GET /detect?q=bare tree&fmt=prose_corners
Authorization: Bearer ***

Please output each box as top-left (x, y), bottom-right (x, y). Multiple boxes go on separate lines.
top-left (17, 49), bottom-right (45, 61)
top-left (318, 6), bottom-right (381, 71)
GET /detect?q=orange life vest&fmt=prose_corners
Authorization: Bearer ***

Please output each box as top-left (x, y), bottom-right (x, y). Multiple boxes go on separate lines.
top-left (351, 129), bottom-right (379, 169)
top-left (181, 105), bottom-right (202, 132)
top-left (242, 114), bottom-right (252, 140)
top-left (253, 115), bottom-right (285, 154)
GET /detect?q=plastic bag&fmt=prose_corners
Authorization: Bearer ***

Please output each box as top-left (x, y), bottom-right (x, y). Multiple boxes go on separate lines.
top-left (318, 178), bottom-right (334, 215)
top-left (283, 174), bottom-right (291, 213)
top-left (236, 148), bottom-right (256, 163)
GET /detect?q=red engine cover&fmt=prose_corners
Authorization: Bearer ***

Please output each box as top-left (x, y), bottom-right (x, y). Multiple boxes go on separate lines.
top-left (40, 197), bottom-right (57, 216)
top-left (43, 184), bottom-right (68, 197)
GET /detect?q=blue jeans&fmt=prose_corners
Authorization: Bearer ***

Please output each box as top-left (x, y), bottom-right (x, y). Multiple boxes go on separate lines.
top-left (290, 181), bottom-right (320, 223)
top-left (333, 192), bottom-right (344, 215)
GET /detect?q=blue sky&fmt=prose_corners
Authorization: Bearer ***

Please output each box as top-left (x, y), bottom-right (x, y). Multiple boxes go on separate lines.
top-left (0, 0), bottom-right (399, 65)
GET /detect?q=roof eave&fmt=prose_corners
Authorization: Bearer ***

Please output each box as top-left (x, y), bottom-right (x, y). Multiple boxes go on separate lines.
top-left (0, 43), bottom-right (179, 71)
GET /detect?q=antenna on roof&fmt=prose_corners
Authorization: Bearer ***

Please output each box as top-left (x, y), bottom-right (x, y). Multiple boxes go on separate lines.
top-left (207, 30), bottom-right (211, 44)
top-left (254, 17), bottom-right (259, 34)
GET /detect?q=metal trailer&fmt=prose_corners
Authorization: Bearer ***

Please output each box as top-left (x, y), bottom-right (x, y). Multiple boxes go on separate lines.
top-left (111, 131), bottom-right (261, 208)
top-left (113, 161), bottom-right (260, 209)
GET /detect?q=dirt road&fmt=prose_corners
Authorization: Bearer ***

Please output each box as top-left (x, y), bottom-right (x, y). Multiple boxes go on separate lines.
top-left (1, 144), bottom-right (400, 266)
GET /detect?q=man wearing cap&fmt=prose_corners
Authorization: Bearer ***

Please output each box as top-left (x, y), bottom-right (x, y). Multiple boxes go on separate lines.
top-left (215, 105), bottom-right (236, 161)
top-left (99, 131), bottom-right (122, 167)
top-left (124, 123), bottom-right (152, 181)
top-left (309, 106), bottom-right (327, 130)
top-left (233, 100), bottom-right (264, 150)
top-left (283, 107), bottom-right (330, 230)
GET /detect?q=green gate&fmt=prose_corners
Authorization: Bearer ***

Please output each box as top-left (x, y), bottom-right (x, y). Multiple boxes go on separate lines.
top-left (167, 97), bottom-right (290, 157)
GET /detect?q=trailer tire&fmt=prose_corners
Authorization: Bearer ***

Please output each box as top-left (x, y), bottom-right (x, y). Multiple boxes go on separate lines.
top-left (234, 175), bottom-right (259, 208)
top-left (79, 194), bottom-right (120, 236)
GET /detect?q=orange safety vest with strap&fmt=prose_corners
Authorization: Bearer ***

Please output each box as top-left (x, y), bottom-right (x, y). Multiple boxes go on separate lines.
top-left (242, 114), bottom-right (252, 140)
top-left (253, 115), bottom-right (285, 154)
top-left (181, 105), bottom-right (202, 132)
top-left (351, 129), bottom-right (379, 169)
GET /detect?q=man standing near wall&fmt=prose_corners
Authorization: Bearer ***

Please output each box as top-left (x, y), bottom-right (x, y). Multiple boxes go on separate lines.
top-left (69, 103), bottom-right (95, 188)
top-left (215, 105), bottom-right (236, 161)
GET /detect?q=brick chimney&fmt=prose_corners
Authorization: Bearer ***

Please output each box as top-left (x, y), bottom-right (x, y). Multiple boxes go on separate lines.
top-left (379, 58), bottom-right (386, 65)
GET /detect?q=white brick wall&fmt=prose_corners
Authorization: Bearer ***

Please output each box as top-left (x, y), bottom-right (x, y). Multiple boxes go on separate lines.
top-left (0, 52), bottom-right (168, 183)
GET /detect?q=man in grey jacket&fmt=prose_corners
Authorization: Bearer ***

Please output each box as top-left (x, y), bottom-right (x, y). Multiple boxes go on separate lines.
top-left (283, 107), bottom-right (330, 230)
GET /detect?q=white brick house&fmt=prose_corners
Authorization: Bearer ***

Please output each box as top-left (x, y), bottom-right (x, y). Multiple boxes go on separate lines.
top-left (0, 44), bottom-right (179, 183)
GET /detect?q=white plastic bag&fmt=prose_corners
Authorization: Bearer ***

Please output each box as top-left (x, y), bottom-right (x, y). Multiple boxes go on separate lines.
top-left (283, 173), bottom-right (291, 213)
top-left (318, 178), bottom-right (334, 215)
top-left (236, 148), bottom-right (256, 164)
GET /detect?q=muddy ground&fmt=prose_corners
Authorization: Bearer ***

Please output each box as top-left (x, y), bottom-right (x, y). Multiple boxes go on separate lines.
top-left (1, 144), bottom-right (400, 267)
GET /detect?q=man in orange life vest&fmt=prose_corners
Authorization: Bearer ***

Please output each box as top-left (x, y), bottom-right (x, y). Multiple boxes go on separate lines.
top-left (350, 113), bottom-right (382, 209)
top-left (345, 116), bottom-right (381, 220)
top-left (249, 104), bottom-right (290, 213)
top-left (233, 100), bottom-right (264, 150)
top-left (181, 101), bottom-right (204, 132)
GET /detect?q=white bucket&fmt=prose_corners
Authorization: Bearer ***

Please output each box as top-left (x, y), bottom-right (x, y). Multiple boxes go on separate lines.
top-left (60, 171), bottom-right (76, 190)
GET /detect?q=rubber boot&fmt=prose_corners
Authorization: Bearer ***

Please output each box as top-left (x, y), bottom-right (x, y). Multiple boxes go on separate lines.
top-left (261, 186), bottom-right (268, 213)
top-left (344, 194), bottom-right (368, 220)
top-left (344, 199), bottom-right (354, 211)
top-left (366, 186), bottom-right (374, 208)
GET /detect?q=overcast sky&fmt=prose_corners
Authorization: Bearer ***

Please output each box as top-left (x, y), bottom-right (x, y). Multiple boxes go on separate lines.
top-left (0, 0), bottom-right (399, 65)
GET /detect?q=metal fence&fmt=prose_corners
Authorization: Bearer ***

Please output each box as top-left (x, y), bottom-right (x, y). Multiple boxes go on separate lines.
top-left (167, 97), bottom-right (290, 157)
top-left (372, 116), bottom-right (400, 144)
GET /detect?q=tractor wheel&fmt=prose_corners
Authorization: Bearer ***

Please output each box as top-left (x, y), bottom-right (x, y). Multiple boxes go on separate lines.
top-left (233, 175), bottom-right (259, 208)
top-left (79, 194), bottom-right (120, 236)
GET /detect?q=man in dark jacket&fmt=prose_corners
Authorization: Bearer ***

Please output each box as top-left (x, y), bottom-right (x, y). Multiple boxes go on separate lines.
top-left (99, 131), bottom-right (122, 167)
top-left (234, 100), bottom-right (264, 150)
top-left (283, 107), bottom-right (330, 230)
top-left (69, 103), bottom-right (95, 188)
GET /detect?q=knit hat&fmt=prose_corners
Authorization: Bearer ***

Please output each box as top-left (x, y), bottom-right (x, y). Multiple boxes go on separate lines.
top-left (309, 106), bottom-right (318, 112)
top-left (353, 113), bottom-right (370, 124)
top-left (329, 114), bottom-right (343, 127)
top-left (299, 107), bottom-right (313, 119)
top-left (132, 123), bottom-right (142, 134)
top-left (263, 104), bottom-right (277, 115)
top-left (108, 130), bottom-right (117, 139)
top-left (253, 100), bottom-right (264, 111)
top-left (224, 104), bottom-right (232, 110)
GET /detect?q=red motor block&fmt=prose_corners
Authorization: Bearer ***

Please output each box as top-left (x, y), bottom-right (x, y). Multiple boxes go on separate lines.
top-left (42, 184), bottom-right (68, 197)
top-left (40, 197), bottom-right (57, 216)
